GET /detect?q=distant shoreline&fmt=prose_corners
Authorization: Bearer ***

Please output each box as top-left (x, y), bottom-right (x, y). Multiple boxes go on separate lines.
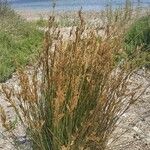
top-left (11, 1), bottom-right (149, 21)
top-left (9, 0), bottom-right (150, 13)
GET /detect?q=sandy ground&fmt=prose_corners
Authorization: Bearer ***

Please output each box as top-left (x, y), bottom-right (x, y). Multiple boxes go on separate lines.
top-left (16, 9), bottom-right (105, 27)
top-left (108, 71), bottom-right (150, 150)
top-left (16, 9), bottom-right (50, 20)
top-left (16, 9), bottom-right (103, 20)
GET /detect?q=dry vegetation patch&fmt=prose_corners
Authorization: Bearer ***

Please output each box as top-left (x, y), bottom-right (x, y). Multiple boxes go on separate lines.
top-left (0, 8), bottom-right (149, 150)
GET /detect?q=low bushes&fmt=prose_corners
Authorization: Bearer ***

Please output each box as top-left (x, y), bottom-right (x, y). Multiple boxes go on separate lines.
top-left (0, 1), bottom-right (43, 82)
top-left (124, 15), bottom-right (150, 68)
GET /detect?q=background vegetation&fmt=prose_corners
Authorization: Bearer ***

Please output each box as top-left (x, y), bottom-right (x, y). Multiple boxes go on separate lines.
top-left (124, 15), bottom-right (150, 68)
top-left (0, 1), bottom-right (43, 82)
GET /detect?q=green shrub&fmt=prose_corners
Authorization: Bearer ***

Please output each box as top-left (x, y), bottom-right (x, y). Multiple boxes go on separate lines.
top-left (0, 2), bottom-right (43, 82)
top-left (124, 15), bottom-right (150, 67)
top-left (125, 15), bottom-right (150, 51)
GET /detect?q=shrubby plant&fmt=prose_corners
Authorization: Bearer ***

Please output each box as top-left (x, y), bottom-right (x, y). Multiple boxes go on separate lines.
top-left (0, 0), bottom-right (43, 82)
top-left (125, 15), bottom-right (150, 52)
top-left (124, 15), bottom-right (150, 68)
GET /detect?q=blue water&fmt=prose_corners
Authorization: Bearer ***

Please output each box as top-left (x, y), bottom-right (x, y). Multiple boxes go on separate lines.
top-left (8, 0), bottom-right (150, 11)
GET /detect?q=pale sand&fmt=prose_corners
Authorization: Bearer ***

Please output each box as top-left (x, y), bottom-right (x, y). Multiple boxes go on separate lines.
top-left (16, 9), bottom-right (103, 21)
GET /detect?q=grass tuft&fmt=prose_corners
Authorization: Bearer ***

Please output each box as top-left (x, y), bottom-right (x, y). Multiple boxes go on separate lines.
top-left (0, 1), bottom-right (149, 150)
top-left (0, 8), bottom-right (147, 149)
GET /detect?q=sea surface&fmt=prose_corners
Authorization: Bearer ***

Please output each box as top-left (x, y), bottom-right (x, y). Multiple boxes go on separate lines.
top-left (8, 0), bottom-right (150, 11)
